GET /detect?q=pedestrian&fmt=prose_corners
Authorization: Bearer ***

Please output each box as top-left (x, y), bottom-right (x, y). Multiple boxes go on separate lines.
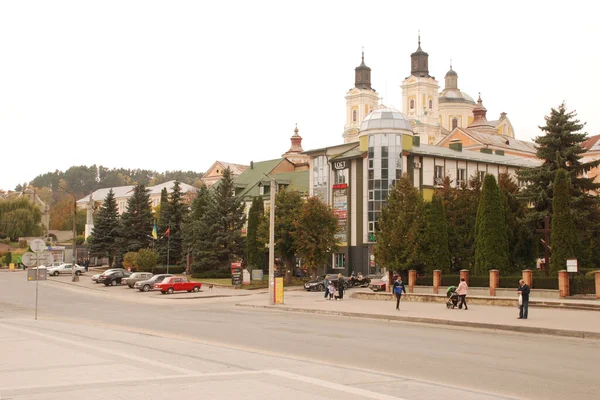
top-left (335, 273), bottom-right (345, 300)
top-left (83, 258), bottom-right (89, 272)
top-left (393, 275), bottom-right (405, 310)
top-left (328, 281), bottom-right (335, 300)
top-left (517, 279), bottom-right (531, 319)
top-left (323, 274), bottom-right (329, 299)
top-left (457, 278), bottom-right (468, 310)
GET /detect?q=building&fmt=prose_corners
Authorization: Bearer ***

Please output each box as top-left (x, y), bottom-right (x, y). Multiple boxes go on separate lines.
top-left (202, 161), bottom-right (248, 188)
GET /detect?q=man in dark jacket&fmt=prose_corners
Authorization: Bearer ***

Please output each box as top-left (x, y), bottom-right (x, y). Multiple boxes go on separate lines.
top-left (518, 279), bottom-right (531, 319)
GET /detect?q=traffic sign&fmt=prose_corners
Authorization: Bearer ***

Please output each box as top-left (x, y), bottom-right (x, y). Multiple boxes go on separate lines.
top-left (30, 238), bottom-right (46, 252)
top-left (38, 251), bottom-right (54, 265)
top-left (22, 252), bottom-right (37, 267)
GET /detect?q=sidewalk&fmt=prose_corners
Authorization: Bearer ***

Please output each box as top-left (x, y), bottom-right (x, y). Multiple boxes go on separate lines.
top-left (236, 290), bottom-right (600, 340)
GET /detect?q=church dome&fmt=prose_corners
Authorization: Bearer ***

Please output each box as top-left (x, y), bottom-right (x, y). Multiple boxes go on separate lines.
top-left (445, 68), bottom-right (458, 78)
top-left (439, 89), bottom-right (476, 104)
top-left (360, 105), bottom-right (413, 132)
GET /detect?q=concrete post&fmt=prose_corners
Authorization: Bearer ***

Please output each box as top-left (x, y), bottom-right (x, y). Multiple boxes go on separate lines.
top-left (388, 270), bottom-right (393, 293)
top-left (489, 269), bottom-right (499, 296)
top-left (459, 269), bottom-right (469, 286)
top-left (595, 271), bottom-right (600, 300)
top-left (408, 270), bottom-right (416, 293)
top-left (433, 270), bottom-right (441, 294)
top-left (522, 269), bottom-right (533, 287)
top-left (558, 270), bottom-right (570, 299)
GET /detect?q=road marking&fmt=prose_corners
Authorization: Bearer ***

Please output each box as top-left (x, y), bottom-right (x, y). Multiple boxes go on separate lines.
top-left (266, 370), bottom-right (406, 400)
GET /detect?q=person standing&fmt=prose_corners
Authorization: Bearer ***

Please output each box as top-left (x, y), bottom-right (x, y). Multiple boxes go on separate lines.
top-left (393, 276), bottom-right (406, 310)
top-left (328, 281), bottom-right (335, 300)
top-left (518, 279), bottom-right (531, 319)
top-left (336, 273), bottom-right (345, 300)
top-left (457, 278), bottom-right (468, 310)
top-left (322, 274), bottom-right (329, 299)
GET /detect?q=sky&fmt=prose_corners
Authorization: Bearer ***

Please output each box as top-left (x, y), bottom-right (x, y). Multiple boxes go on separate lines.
top-left (1, 1), bottom-right (599, 191)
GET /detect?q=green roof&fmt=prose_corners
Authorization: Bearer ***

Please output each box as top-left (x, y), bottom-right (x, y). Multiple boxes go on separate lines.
top-left (233, 158), bottom-right (309, 199)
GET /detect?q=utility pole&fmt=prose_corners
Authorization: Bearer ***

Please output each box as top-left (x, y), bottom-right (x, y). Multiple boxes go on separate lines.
top-left (268, 177), bottom-right (276, 305)
top-left (60, 186), bottom-right (79, 282)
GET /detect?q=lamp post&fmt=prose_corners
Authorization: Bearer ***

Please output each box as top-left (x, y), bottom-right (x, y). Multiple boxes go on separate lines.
top-left (60, 186), bottom-right (79, 282)
top-left (268, 177), bottom-right (276, 305)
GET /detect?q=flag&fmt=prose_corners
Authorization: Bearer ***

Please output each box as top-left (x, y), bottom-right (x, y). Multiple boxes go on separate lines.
top-left (152, 224), bottom-right (158, 239)
top-left (164, 227), bottom-right (171, 238)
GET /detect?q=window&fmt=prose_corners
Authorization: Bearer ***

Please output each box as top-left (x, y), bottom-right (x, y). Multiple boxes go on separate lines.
top-left (335, 169), bottom-right (347, 184)
top-left (352, 109), bottom-right (357, 122)
top-left (452, 118), bottom-right (458, 130)
top-left (434, 165), bottom-right (444, 185)
top-left (479, 170), bottom-right (486, 183)
top-left (333, 253), bottom-right (346, 269)
top-left (410, 99), bottom-right (415, 109)
top-left (457, 168), bottom-right (466, 187)
top-left (429, 99), bottom-right (433, 109)
top-left (312, 155), bottom-right (329, 203)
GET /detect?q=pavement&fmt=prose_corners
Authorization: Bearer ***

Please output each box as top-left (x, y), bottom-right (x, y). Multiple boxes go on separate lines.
top-left (237, 288), bottom-right (600, 340)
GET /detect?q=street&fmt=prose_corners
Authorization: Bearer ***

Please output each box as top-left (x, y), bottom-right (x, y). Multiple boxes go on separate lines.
top-left (1, 271), bottom-right (598, 400)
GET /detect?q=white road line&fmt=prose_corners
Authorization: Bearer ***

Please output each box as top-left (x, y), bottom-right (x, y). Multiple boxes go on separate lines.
top-left (267, 369), bottom-right (406, 400)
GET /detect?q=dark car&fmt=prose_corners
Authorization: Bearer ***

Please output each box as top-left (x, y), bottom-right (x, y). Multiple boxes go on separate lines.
top-left (134, 274), bottom-right (174, 292)
top-left (99, 270), bottom-right (132, 286)
top-left (304, 273), bottom-right (349, 291)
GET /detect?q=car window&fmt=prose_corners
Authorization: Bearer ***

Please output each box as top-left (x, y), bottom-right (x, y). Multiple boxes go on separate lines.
top-left (182, 277), bottom-right (189, 283)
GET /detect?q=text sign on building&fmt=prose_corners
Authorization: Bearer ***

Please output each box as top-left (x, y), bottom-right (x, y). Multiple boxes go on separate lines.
top-left (332, 161), bottom-right (348, 171)
top-left (566, 259), bottom-right (578, 273)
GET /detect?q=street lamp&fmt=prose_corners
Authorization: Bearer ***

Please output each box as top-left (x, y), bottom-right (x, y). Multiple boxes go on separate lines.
top-left (60, 186), bottom-right (79, 282)
top-left (260, 175), bottom-right (277, 305)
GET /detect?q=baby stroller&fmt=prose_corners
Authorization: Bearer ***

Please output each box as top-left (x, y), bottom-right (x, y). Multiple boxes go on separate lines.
top-left (446, 286), bottom-right (458, 309)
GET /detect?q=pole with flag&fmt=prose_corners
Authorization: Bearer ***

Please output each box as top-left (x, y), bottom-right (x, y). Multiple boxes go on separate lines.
top-left (165, 225), bottom-right (171, 274)
top-left (152, 222), bottom-right (158, 251)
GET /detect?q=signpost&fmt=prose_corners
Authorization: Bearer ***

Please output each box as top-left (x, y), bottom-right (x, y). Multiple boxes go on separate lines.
top-left (567, 259), bottom-right (578, 273)
top-left (231, 262), bottom-right (243, 286)
top-left (22, 239), bottom-right (53, 320)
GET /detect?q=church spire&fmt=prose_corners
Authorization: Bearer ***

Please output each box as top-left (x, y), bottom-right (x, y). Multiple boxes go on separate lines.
top-left (410, 32), bottom-right (430, 78)
top-left (354, 48), bottom-right (372, 90)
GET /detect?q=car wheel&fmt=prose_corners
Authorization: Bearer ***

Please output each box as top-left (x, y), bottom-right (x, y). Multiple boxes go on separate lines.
top-left (316, 284), bottom-right (324, 291)
top-left (111, 280), bottom-right (117, 286)
top-left (104, 283), bottom-right (110, 286)
top-left (75, 271), bottom-right (81, 276)
top-left (161, 291), bottom-right (166, 295)
top-left (193, 286), bottom-right (200, 292)
top-left (128, 284), bottom-right (133, 288)
top-left (53, 271), bottom-right (59, 276)
top-left (167, 287), bottom-right (174, 294)
top-left (142, 285), bottom-right (150, 292)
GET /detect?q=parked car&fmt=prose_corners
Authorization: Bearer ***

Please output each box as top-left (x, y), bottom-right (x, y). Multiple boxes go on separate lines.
top-left (41, 262), bottom-right (63, 269)
top-left (134, 274), bottom-right (174, 292)
top-left (99, 270), bottom-right (132, 286)
top-left (123, 272), bottom-right (154, 288)
top-left (369, 274), bottom-right (389, 292)
top-left (153, 276), bottom-right (201, 294)
top-left (47, 263), bottom-right (86, 277)
top-left (92, 268), bottom-right (126, 283)
top-left (304, 273), bottom-right (349, 291)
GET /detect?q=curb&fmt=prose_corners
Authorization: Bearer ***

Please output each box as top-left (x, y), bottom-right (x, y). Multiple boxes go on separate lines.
top-left (236, 303), bottom-right (600, 341)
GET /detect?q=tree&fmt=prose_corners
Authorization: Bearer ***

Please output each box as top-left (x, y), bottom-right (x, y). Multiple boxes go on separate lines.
top-left (518, 103), bottom-right (600, 265)
top-left (166, 180), bottom-right (187, 266)
top-left (274, 189), bottom-right (304, 283)
top-left (136, 248), bottom-right (159, 272)
top-left (422, 195), bottom-right (450, 273)
top-left (156, 188), bottom-right (170, 264)
top-left (550, 169), bottom-right (577, 272)
top-left (245, 196), bottom-right (266, 271)
top-left (474, 174), bottom-right (508, 274)
top-left (117, 184), bottom-right (154, 262)
top-left (89, 189), bottom-right (120, 267)
top-left (374, 174), bottom-right (425, 272)
top-left (195, 168), bottom-right (246, 273)
top-left (0, 197), bottom-right (43, 240)
top-left (183, 185), bottom-right (210, 272)
top-left (293, 196), bottom-right (339, 277)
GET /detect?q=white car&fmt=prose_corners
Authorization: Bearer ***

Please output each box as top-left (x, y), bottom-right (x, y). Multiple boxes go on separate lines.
top-left (47, 263), bottom-right (86, 277)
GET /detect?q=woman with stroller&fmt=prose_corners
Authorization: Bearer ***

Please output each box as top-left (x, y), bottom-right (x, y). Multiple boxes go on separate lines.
top-left (457, 278), bottom-right (469, 310)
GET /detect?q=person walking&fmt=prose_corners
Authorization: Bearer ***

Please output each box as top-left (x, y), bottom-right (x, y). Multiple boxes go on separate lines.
top-left (457, 278), bottom-right (468, 310)
top-left (517, 279), bottom-right (531, 319)
top-left (322, 274), bottom-right (329, 299)
top-left (336, 273), bottom-right (345, 300)
top-left (393, 276), bottom-right (406, 310)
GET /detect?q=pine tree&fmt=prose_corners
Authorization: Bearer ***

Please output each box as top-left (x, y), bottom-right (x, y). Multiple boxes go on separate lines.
top-left (245, 196), bottom-right (266, 271)
top-left (550, 169), bottom-right (577, 272)
top-left (374, 174), bottom-right (425, 272)
top-left (166, 180), bottom-right (187, 266)
top-left (117, 184), bottom-right (154, 261)
top-left (423, 194), bottom-right (450, 273)
top-left (474, 174), bottom-right (508, 274)
top-left (89, 189), bottom-right (120, 266)
top-left (195, 168), bottom-right (246, 273)
top-left (183, 185), bottom-right (210, 271)
top-left (518, 103), bottom-right (600, 264)
top-left (156, 188), bottom-right (170, 264)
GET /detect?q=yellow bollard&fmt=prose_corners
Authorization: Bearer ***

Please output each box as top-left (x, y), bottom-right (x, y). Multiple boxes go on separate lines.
top-left (9, 263), bottom-right (15, 270)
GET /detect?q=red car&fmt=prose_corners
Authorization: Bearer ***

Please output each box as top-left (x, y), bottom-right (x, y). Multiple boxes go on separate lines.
top-left (153, 276), bottom-right (201, 294)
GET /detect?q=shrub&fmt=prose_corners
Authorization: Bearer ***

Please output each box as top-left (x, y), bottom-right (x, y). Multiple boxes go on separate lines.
top-left (191, 270), bottom-right (232, 279)
top-left (0, 238), bottom-right (11, 245)
top-left (136, 248), bottom-right (159, 272)
top-left (75, 235), bottom-right (85, 245)
top-left (19, 239), bottom-right (28, 248)
top-left (122, 252), bottom-right (137, 269)
top-left (4, 252), bottom-right (12, 264)
top-left (153, 266), bottom-right (186, 274)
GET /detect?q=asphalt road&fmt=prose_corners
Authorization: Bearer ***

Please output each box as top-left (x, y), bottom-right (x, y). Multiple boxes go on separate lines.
top-left (1, 272), bottom-right (599, 400)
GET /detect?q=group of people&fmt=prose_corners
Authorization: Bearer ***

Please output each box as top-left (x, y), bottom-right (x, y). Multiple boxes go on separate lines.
top-left (77, 257), bottom-right (90, 272)
top-left (323, 274), bottom-right (345, 300)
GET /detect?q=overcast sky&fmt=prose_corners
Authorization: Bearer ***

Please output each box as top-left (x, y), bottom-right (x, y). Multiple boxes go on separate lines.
top-left (1, 1), bottom-right (598, 191)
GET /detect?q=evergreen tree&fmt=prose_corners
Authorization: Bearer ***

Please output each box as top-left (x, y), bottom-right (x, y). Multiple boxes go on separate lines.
top-left (182, 185), bottom-right (210, 268)
top-left (156, 188), bottom-right (170, 264)
top-left (195, 168), bottom-right (246, 273)
top-left (518, 103), bottom-right (600, 265)
top-left (293, 196), bottom-right (339, 277)
top-left (550, 169), bottom-right (577, 272)
top-left (423, 194), bottom-right (450, 273)
top-left (166, 180), bottom-right (187, 266)
top-left (117, 184), bottom-right (154, 261)
top-left (474, 174), bottom-right (508, 274)
top-left (89, 189), bottom-right (120, 267)
top-left (374, 174), bottom-right (425, 272)
top-left (245, 196), bottom-right (266, 271)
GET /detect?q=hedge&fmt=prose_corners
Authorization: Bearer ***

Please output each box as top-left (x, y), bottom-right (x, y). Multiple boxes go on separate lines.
top-left (191, 270), bottom-right (232, 279)
top-left (152, 266), bottom-right (186, 274)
